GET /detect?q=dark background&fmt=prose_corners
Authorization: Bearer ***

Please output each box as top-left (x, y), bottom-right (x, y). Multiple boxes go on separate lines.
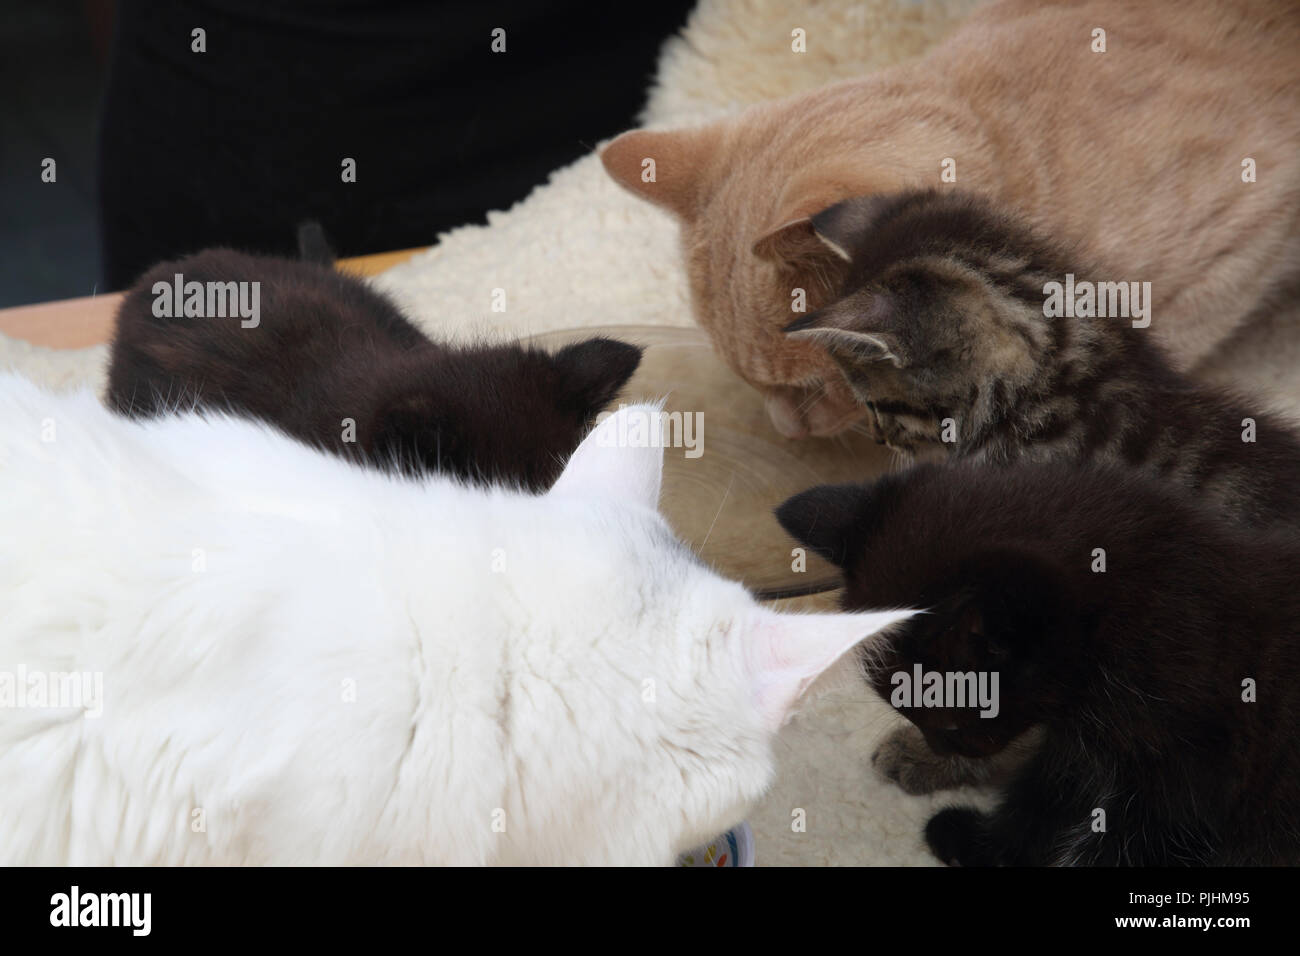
top-left (0, 2), bottom-right (108, 306)
top-left (0, 0), bottom-right (694, 307)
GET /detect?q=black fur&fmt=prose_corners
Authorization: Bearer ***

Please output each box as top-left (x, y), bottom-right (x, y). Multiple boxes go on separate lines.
top-left (777, 463), bottom-right (1300, 865)
top-left (106, 246), bottom-right (642, 490)
top-left (295, 220), bottom-right (336, 267)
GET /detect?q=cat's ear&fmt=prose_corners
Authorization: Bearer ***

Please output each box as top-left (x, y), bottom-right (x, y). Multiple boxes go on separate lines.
top-left (601, 127), bottom-right (721, 221)
top-left (784, 294), bottom-right (907, 368)
top-left (746, 608), bottom-right (918, 730)
top-left (752, 173), bottom-right (890, 266)
top-left (808, 196), bottom-right (892, 262)
top-left (549, 402), bottom-right (664, 509)
top-left (751, 196), bottom-right (848, 267)
top-left (752, 215), bottom-right (838, 266)
top-left (552, 338), bottom-right (644, 415)
top-left (774, 483), bottom-right (869, 567)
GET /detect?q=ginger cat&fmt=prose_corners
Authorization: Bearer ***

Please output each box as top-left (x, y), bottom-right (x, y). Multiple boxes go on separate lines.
top-left (603, 0), bottom-right (1300, 439)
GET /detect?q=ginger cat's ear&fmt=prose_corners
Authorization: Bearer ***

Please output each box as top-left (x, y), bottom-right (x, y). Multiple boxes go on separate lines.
top-left (601, 127), bottom-right (720, 221)
top-left (752, 210), bottom-right (855, 301)
top-left (751, 215), bottom-right (834, 266)
top-left (753, 166), bottom-right (907, 276)
top-left (751, 169), bottom-right (885, 265)
top-left (751, 193), bottom-right (846, 265)
top-left (809, 195), bottom-right (894, 262)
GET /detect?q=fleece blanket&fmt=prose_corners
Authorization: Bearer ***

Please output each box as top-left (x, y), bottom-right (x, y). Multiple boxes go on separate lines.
top-left (5, 0), bottom-right (1298, 866)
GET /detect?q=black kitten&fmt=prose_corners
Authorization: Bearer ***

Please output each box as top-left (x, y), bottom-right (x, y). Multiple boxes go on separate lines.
top-left (786, 189), bottom-right (1300, 529)
top-left (106, 235), bottom-right (641, 491)
top-left (778, 463), bottom-right (1300, 865)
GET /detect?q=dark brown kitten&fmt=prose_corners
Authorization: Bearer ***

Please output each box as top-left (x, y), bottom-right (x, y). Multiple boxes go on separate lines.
top-left (107, 246), bottom-right (641, 491)
top-left (778, 463), bottom-right (1300, 865)
top-left (786, 189), bottom-right (1300, 529)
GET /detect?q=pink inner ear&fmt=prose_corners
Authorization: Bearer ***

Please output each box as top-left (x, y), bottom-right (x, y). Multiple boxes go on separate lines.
top-left (744, 613), bottom-right (833, 732)
top-left (745, 608), bottom-right (918, 730)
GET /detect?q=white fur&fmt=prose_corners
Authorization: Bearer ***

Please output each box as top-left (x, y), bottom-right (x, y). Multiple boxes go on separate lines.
top-left (0, 375), bottom-right (912, 865)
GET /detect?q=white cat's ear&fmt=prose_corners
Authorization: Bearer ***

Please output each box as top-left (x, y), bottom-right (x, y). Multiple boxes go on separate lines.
top-left (745, 608), bottom-right (918, 731)
top-left (550, 402), bottom-right (665, 510)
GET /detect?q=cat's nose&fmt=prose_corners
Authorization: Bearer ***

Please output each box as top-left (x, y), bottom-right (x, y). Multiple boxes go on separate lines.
top-left (764, 389), bottom-right (809, 439)
top-left (764, 385), bottom-right (867, 438)
top-left (802, 389), bottom-right (868, 437)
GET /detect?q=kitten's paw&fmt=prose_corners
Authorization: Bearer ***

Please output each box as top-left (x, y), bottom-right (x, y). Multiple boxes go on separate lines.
top-left (871, 725), bottom-right (986, 795)
top-left (925, 807), bottom-right (992, 867)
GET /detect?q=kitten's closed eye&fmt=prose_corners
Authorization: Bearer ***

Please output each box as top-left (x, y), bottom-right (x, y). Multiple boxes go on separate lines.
top-left (777, 190), bottom-right (1068, 455)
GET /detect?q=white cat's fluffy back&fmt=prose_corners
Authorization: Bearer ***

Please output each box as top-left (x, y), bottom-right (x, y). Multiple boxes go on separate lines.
top-left (0, 374), bottom-right (912, 865)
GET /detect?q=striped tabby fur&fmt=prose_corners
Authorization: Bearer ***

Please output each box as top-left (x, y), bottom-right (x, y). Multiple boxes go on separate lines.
top-left (788, 189), bottom-right (1300, 529)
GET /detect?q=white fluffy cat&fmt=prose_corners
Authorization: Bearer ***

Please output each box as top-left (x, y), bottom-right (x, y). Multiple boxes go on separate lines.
top-left (0, 374), bottom-right (913, 865)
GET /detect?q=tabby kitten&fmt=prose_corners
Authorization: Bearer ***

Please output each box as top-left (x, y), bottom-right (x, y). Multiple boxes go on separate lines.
top-left (107, 241), bottom-right (641, 491)
top-left (777, 463), bottom-right (1300, 865)
top-left (603, 0), bottom-right (1300, 439)
top-left (786, 189), bottom-right (1300, 530)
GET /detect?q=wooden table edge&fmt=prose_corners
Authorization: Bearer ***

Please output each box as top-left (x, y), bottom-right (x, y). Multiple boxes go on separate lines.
top-left (0, 246), bottom-right (426, 351)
